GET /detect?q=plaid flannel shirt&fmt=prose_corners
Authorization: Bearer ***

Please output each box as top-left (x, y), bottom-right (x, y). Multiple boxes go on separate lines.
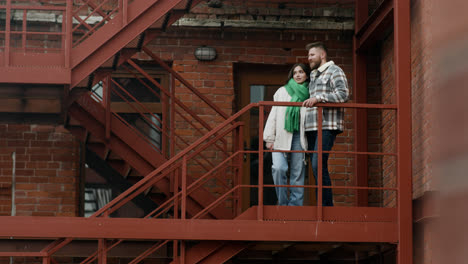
top-left (304, 61), bottom-right (349, 132)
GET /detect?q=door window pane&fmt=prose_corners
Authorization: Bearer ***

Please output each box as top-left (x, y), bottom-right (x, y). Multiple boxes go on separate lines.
top-left (250, 85), bottom-right (265, 103)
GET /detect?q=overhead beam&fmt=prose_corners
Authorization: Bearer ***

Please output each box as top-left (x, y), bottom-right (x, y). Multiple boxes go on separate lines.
top-left (0, 216), bottom-right (397, 243)
top-left (0, 67), bottom-right (70, 84)
top-left (355, 0), bottom-right (394, 51)
top-left (0, 99), bottom-right (61, 113)
top-left (0, 240), bottom-right (168, 258)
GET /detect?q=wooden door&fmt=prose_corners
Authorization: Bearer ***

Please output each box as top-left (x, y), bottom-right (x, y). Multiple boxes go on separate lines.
top-left (234, 63), bottom-right (291, 209)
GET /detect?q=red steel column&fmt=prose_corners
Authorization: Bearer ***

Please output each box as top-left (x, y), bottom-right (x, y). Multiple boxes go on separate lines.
top-left (237, 122), bottom-right (244, 216)
top-left (161, 76), bottom-right (168, 159)
top-left (121, 0), bottom-right (128, 25)
top-left (394, 0), bottom-right (412, 263)
top-left (104, 75), bottom-right (111, 141)
top-left (180, 241), bottom-right (186, 264)
top-left (182, 156), bottom-right (187, 220)
top-left (42, 257), bottom-right (50, 264)
top-left (98, 239), bottom-right (107, 264)
top-left (353, 0), bottom-right (369, 207)
top-left (65, 0), bottom-right (72, 68)
top-left (317, 107), bottom-right (323, 220)
top-left (258, 104), bottom-right (264, 220)
top-left (170, 75), bottom-right (175, 158)
top-left (5, 0), bottom-right (11, 66)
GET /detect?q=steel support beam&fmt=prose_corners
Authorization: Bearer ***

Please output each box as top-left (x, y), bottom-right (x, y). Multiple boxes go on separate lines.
top-left (0, 67), bottom-right (70, 84)
top-left (355, 0), bottom-right (394, 52)
top-left (68, 98), bottom-right (211, 219)
top-left (353, 0), bottom-right (369, 207)
top-left (0, 216), bottom-right (397, 243)
top-left (200, 241), bottom-right (247, 264)
top-left (72, 0), bottom-right (173, 68)
top-left (394, 0), bottom-right (412, 262)
top-left (71, 0), bottom-right (186, 87)
top-left (0, 240), bottom-right (169, 258)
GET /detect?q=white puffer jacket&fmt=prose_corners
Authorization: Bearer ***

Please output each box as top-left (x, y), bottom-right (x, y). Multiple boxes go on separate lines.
top-left (263, 86), bottom-right (308, 151)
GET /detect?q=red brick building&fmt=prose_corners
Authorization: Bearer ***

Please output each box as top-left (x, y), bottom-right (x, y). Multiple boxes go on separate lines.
top-left (0, 0), bottom-right (436, 263)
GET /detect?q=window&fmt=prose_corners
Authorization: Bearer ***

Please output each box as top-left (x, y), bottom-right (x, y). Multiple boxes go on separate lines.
top-left (84, 184), bottom-right (112, 217)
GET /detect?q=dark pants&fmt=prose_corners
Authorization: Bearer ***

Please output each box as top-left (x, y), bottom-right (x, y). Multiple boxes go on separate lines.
top-left (306, 130), bottom-right (339, 206)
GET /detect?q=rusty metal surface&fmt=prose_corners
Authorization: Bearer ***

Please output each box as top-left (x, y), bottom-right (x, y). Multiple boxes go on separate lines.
top-left (355, 0), bottom-right (394, 51)
top-left (64, 101), bottom-right (401, 263)
top-left (0, 0), bottom-right (204, 85)
top-left (353, 0), bottom-right (369, 207)
top-left (68, 94), bottom-right (232, 220)
top-left (71, 0), bottom-right (194, 87)
top-left (0, 1), bottom-right (414, 263)
top-left (0, 214), bottom-right (397, 243)
top-left (0, 1), bottom-right (71, 83)
top-left (262, 206), bottom-right (397, 222)
top-left (199, 241), bottom-right (247, 264)
top-left (394, 0), bottom-right (413, 263)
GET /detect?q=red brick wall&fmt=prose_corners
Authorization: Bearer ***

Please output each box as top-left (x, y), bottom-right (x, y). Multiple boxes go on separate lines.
top-left (410, 0), bottom-right (434, 199)
top-left (367, 50), bottom-right (383, 207)
top-left (0, 124), bottom-right (80, 216)
top-left (411, 0), bottom-right (435, 263)
top-left (367, 0), bottom-right (433, 210)
top-left (376, 0), bottom-right (435, 263)
top-left (376, 0), bottom-right (433, 207)
top-left (142, 27), bottom-right (356, 206)
top-left (380, 34), bottom-right (397, 208)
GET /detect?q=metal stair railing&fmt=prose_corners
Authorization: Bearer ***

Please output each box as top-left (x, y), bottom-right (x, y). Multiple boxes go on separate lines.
top-left (1, 101), bottom-right (400, 263)
top-left (70, 101), bottom-right (400, 263)
top-left (87, 57), bottom-right (231, 165)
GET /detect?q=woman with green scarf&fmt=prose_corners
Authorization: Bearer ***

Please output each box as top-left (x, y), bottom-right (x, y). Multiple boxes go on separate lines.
top-left (263, 63), bottom-right (310, 206)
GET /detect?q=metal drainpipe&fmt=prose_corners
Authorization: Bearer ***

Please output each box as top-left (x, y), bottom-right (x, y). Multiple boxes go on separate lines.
top-left (10, 151), bottom-right (16, 264)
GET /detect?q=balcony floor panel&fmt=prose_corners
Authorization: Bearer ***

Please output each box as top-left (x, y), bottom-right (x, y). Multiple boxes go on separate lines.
top-left (0, 206), bottom-right (397, 243)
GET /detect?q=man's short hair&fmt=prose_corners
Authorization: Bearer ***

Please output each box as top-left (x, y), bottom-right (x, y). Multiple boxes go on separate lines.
top-left (306, 42), bottom-right (328, 55)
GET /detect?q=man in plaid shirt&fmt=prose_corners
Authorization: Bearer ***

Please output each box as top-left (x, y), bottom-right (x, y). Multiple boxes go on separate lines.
top-left (302, 42), bottom-right (349, 206)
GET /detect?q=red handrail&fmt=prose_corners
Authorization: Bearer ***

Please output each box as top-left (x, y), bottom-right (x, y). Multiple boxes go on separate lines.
top-left (91, 101), bottom-right (398, 219)
top-left (27, 101), bottom-right (399, 263)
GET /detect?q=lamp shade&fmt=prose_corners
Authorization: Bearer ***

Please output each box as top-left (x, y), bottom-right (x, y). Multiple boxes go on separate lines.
top-left (194, 46), bottom-right (217, 61)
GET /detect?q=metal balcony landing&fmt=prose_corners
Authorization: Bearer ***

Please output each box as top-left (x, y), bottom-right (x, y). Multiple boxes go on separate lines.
top-left (0, 206), bottom-right (397, 243)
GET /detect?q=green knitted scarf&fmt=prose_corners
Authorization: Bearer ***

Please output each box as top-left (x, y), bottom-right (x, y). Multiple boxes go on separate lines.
top-left (284, 78), bottom-right (309, 133)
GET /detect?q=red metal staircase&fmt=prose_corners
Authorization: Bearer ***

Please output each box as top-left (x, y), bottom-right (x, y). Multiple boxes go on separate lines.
top-left (70, 0), bottom-right (205, 88)
top-left (0, 0), bottom-right (204, 86)
top-left (0, 0), bottom-right (413, 263)
top-left (0, 0), bottom-right (235, 220)
top-left (65, 74), bottom-right (233, 220)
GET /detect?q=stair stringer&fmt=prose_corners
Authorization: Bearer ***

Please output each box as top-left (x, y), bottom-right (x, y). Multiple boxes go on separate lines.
top-left (176, 207), bottom-right (258, 264)
top-left (71, 0), bottom-right (205, 88)
top-left (67, 93), bottom-right (233, 219)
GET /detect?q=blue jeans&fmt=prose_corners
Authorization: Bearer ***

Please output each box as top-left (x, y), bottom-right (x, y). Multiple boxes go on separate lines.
top-left (306, 130), bottom-right (339, 206)
top-left (271, 132), bottom-right (306, 206)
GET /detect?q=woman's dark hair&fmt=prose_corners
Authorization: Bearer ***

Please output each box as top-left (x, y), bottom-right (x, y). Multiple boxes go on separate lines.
top-left (286, 63), bottom-right (311, 83)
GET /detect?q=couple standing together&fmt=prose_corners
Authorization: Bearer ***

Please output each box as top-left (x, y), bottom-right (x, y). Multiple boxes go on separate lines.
top-left (263, 42), bottom-right (349, 206)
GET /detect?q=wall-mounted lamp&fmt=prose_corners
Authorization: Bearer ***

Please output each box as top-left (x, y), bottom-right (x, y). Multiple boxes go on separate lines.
top-left (194, 46), bottom-right (217, 61)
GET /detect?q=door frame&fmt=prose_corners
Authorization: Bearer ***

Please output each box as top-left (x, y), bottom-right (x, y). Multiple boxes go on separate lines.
top-left (233, 63), bottom-right (291, 209)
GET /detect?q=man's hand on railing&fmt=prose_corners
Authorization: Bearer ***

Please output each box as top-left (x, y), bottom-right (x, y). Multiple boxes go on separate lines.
top-left (302, 97), bottom-right (319, 107)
